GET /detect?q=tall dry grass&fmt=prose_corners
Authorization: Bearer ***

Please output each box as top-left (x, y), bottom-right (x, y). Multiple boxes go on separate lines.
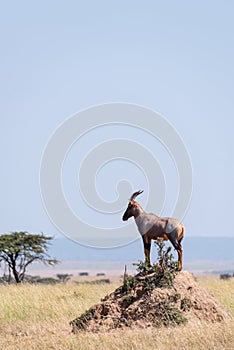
top-left (198, 274), bottom-right (234, 315)
top-left (0, 276), bottom-right (233, 350)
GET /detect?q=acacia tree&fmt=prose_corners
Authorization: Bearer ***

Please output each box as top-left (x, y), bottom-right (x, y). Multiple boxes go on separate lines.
top-left (0, 231), bottom-right (58, 283)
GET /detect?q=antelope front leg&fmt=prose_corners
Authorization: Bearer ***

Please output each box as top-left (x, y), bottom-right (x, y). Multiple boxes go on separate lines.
top-left (142, 235), bottom-right (151, 266)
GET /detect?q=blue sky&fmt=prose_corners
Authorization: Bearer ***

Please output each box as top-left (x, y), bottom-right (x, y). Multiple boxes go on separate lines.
top-left (1, 1), bottom-right (234, 256)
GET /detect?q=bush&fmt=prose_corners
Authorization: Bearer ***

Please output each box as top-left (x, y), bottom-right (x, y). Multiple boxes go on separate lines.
top-left (133, 238), bottom-right (179, 291)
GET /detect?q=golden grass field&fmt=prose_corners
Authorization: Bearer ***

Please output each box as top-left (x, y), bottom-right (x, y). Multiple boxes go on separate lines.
top-left (0, 275), bottom-right (233, 350)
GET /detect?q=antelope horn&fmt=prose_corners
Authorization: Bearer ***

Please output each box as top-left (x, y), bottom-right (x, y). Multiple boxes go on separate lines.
top-left (129, 190), bottom-right (144, 201)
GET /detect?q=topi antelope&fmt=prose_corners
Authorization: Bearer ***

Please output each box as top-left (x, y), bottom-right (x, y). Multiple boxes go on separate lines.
top-left (122, 190), bottom-right (184, 270)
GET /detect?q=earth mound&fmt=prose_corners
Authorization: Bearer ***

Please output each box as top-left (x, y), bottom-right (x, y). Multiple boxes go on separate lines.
top-left (71, 241), bottom-right (231, 333)
top-left (71, 270), bottom-right (231, 333)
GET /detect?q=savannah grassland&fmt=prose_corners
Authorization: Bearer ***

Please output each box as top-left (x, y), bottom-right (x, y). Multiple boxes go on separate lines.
top-left (0, 275), bottom-right (233, 350)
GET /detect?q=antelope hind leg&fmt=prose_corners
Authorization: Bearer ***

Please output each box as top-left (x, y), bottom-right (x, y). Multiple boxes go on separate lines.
top-left (177, 247), bottom-right (183, 271)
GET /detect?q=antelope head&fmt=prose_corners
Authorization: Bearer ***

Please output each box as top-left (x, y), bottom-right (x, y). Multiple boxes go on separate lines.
top-left (122, 190), bottom-right (144, 221)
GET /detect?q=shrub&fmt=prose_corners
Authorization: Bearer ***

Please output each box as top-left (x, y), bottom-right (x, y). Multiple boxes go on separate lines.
top-left (134, 238), bottom-right (179, 291)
